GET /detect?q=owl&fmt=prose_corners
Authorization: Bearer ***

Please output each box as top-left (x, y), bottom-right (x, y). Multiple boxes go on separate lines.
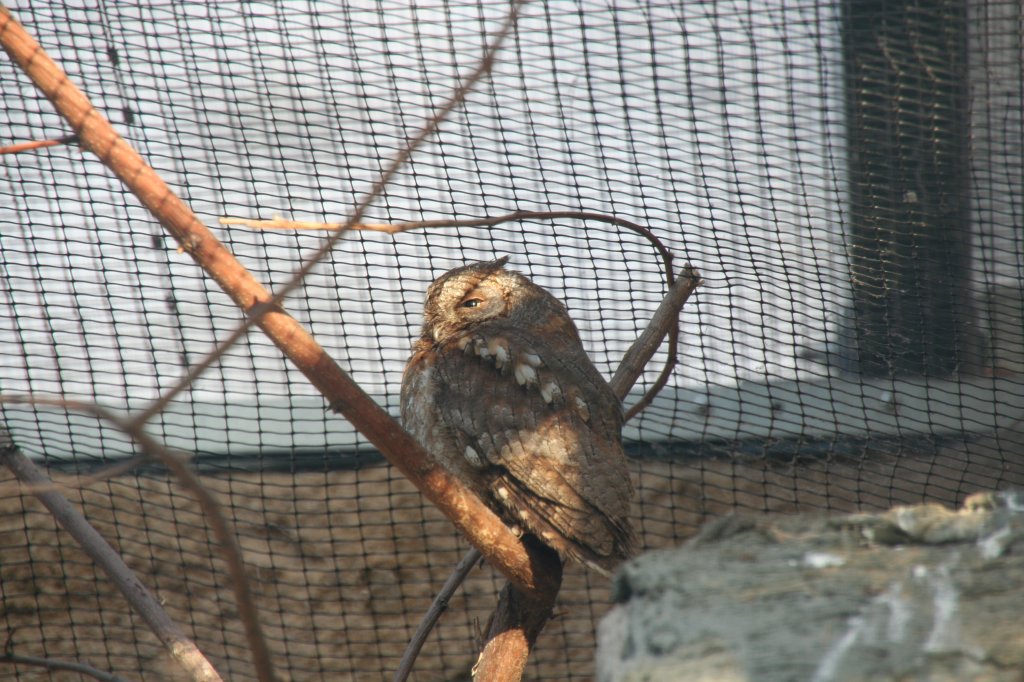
top-left (401, 257), bottom-right (634, 576)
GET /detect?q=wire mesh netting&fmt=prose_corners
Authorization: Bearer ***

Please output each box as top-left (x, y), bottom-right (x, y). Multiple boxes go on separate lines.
top-left (1, 0), bottom-right (1023, 679)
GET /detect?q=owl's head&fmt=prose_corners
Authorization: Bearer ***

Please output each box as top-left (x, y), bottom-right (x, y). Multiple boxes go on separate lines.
top-left (418, 257), bottom-right (517, 343)
top-left (419, 256), bottom-right (580, 346)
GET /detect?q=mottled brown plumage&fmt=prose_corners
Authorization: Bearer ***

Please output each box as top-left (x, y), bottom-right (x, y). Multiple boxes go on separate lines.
top-left (401, 257), bottom-right (634, 575)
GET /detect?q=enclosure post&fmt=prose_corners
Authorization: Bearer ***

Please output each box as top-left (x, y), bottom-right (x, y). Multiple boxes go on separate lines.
top-left (841, 0), bottom-right (979, 376)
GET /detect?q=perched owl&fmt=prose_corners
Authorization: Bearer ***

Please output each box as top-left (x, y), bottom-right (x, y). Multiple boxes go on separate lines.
top-left (401, 257), bottom-right (634, 576)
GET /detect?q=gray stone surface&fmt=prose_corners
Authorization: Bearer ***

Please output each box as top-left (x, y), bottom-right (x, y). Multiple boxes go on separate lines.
top-left (598, 492), bottom-right (1024, 682)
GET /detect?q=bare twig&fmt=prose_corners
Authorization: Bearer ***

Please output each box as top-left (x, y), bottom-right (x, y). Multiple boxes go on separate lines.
top-left (0, 132), bottom-right (78, 155)
top-left (136, 0), bottom-right (530, 428)
top-left (392, 547), bottom-right (483, 682)
top-left (0, 651), bottom-right (131, 682)
top-left (0, 427), bottom-right (223, 682)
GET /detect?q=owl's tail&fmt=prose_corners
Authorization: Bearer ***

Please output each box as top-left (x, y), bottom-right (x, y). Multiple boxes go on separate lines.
top-left (492, 472), bottom-right (635, 578)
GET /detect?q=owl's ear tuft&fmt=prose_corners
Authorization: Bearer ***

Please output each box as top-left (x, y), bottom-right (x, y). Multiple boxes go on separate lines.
top-left (460, 255), bottom-right (511, 281)
top-left (474, 255), bottom-right (510, 275)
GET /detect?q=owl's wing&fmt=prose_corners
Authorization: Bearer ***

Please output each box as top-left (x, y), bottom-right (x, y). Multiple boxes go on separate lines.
top-left (433, 325), bottom-right (634, 569)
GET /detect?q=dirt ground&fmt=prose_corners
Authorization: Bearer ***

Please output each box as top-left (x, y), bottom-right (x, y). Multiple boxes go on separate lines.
top-left (0, 434), bottom-right (1021, 681)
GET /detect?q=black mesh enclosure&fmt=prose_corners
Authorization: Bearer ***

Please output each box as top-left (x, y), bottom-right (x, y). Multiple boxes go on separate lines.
top-left (1, 1), bottom-right (1023, 680)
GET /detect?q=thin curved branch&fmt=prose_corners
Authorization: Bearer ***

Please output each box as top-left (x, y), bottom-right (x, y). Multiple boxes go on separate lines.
top-left (0, 453), bottom-right (148, 499)
top-left (221, 209), bottom-right (684, 419)
top-left (132, 0), bottom-right (528, 428)
top-left (219, 209), bottom-right (675, 274)
top-left (0, 395), bottom-right (257, 682)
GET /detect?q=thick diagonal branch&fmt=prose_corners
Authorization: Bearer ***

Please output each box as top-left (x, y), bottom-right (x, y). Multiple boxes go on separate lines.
top-left (0, 0), bottom-right (549, 605)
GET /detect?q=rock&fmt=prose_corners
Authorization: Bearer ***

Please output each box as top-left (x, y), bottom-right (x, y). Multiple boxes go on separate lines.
top-left (597, 491), bottom-right (1024, 682)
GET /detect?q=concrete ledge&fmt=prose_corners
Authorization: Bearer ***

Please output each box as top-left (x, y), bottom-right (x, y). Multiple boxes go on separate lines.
top-left (597, 491), bottom-right (1024, 682)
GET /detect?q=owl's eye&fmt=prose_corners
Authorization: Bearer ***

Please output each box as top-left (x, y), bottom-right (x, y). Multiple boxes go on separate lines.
top-left (461, 298), bottom-right (483, 308)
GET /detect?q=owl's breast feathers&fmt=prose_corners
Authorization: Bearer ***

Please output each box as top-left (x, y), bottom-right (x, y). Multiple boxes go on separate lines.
top-left (401, 326), bottom-right (635, 575)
